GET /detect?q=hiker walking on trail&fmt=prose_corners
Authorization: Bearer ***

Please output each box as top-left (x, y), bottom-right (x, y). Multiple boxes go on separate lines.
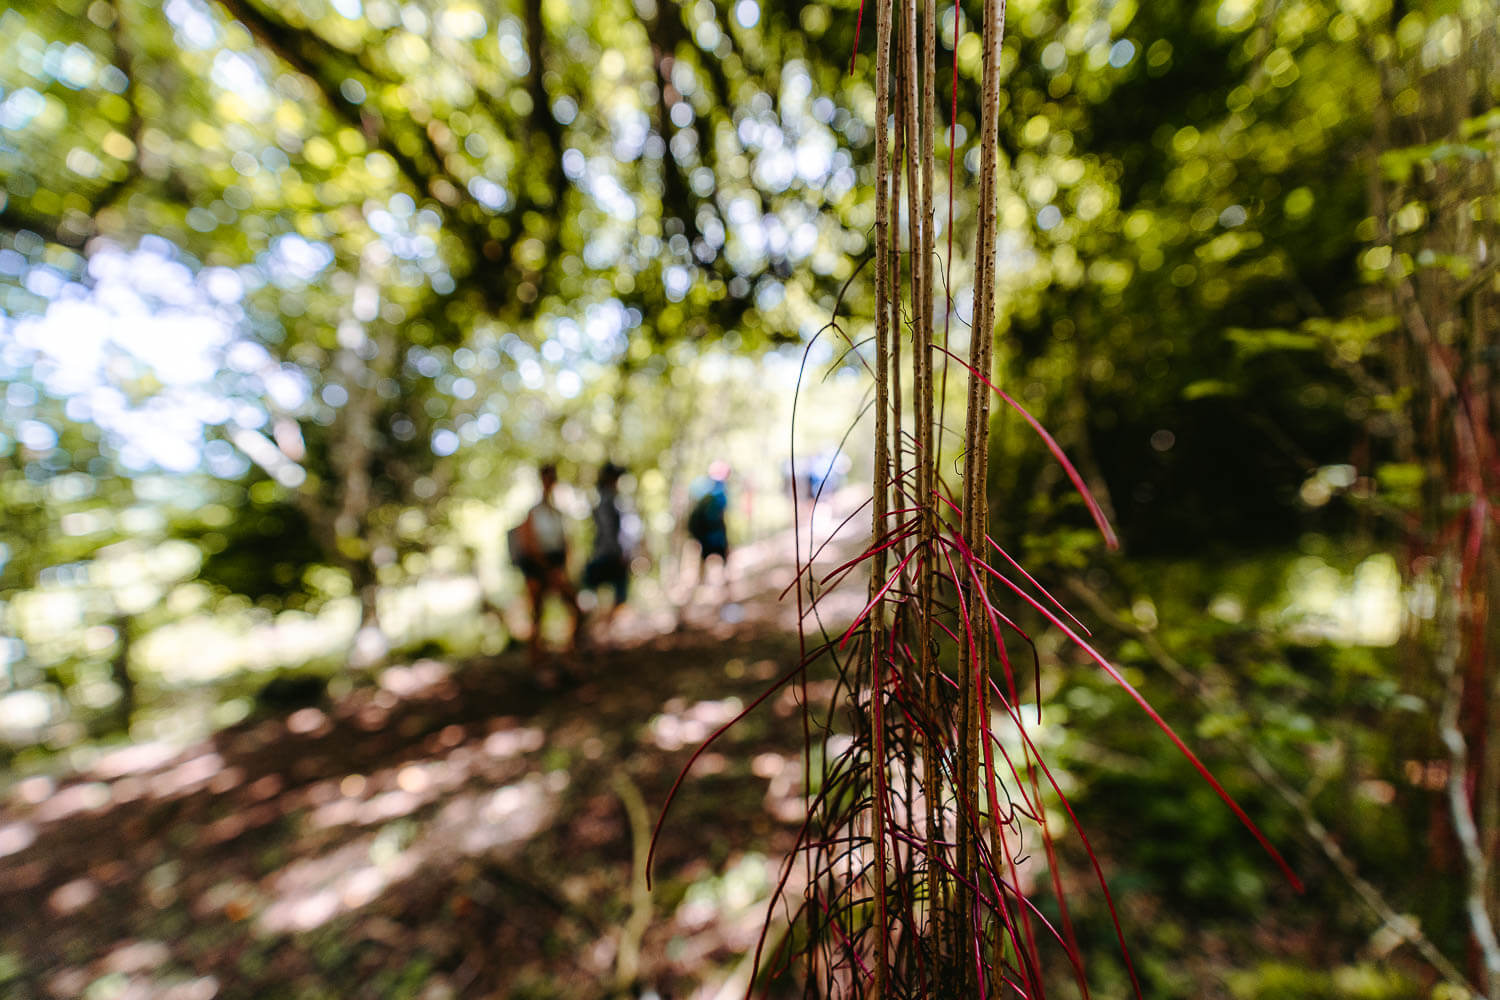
top-left (509, 463), bottom-right (582, 666)
top-left (682, 461), bottom-right (737, 623)
top-left (582, 462), bottom-right (638, 637)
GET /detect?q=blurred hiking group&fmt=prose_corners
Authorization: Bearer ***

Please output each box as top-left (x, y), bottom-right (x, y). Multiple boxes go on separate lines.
top-left (506, 460), bottom-right (734, 666)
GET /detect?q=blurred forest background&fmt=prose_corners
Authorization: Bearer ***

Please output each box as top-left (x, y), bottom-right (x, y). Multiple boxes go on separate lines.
top-left (0, 0), bottom-right (1496, 997)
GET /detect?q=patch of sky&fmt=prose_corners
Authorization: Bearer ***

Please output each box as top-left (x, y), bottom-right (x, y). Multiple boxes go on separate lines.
top-left (561, 148), bottom-right (586, 180)
top-left (164, 0), bottom-right (219, 50)
top-left (200, 267), bottom-right (244, 305)
top-left (1108, 39), bottom-right (1137, 67)
top-left (1220, 204), bottom-right (1248, 227)
top-left (438, 6), bottom-right (487, 39)
top-left (754, 149), bottom-right (796, 193)
top-left (589, 173), bottom-right (637, 221)
top-left (996, 230), bottom-right (1036, 276)
top-left (584, 301), bottom-right (629, 360)
top-left (264, 234), bottom-right (333, 287)
top-left (672, 62), bottom-right (700, 99)
top-left (612, 107), bottom-right (651, 162)
top-left (203, 438), bottom-right (250, 479)
top-left (754, 278), bottom-right (784, 311)
top-left (701, 216), bottom-right (725, 249)
top-left (0, 88), bottom-right (45, 131)
top-left (795, 129), bottom-right (835, 184)
top-left (16, 420), bottom-right (58, 452)
top-left (260, 367), bottom-right (309, 411)
top-left (4, 242), bottom-right (297, 475)
top-left (495, 19), bottom-right (529, 75)
top-left (693, 18), bottom-right (721, 50)
top-left (583, 233), bottom-right (624, 271)
top-left (789, 222), bottom-right (818, 261)
top-left (211, 51), bottom-right (271, 113)
top-left (663, 266), bottom-right (692, 302)
top-left (779, 62), bottom-right (813, 113)
top-left (410, 349), bottom-right (443, 378)
top-left (7, 383), bottom-right (37, 408)
top-left (828, 164), bottom-right (857, 200)
top-left (762, 217), bottom-right (788, 257)
top-left (97, 65), bottom-right (128, 94)
top-left (554, 318), bottom-right (582, 353)
top-left (669, 129), bottom-right (699, 167)
top-left (737, 117), bottom-right (762, 148)
top-left (331, 0), bottom-right (363, 18)
top-left (401, 5), bottom-right (429, 33)
top-left (47, 43), bottom-right (98, 90)
top-left (690, 166), bottom-right (716, 198)
top-left (499, 333), bottom-right (528, 358)
top-left (22, 265), bottom-right (67, 300)
top-left (431, 428), bottom-right (460, 457)
top-left (231, 401), bottom-right (266, 430)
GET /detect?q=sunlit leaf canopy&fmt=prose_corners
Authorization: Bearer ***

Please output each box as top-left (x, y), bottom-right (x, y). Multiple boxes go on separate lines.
top-left (1, 0), bottom-right (1399, 445)
top-left (1, 0), bottom-right (879, 348)
top-left (0, 0), bottom-right (1477, 576)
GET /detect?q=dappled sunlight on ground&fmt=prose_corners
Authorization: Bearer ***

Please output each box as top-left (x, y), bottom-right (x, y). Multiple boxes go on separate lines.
top-left (0, 625), bottom-right (817, 999)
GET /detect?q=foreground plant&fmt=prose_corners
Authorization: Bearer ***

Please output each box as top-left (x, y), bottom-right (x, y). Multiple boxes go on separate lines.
top-left (653, 0), bottom-right (1300, 994)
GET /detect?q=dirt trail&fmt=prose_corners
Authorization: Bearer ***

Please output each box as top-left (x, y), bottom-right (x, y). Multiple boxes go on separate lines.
top-left (0, 506), bottom-right (869, 1000)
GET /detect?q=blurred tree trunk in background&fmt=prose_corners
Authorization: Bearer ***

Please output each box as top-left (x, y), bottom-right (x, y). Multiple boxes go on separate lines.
top-left (1366, 5), bottom-right (1500, 991)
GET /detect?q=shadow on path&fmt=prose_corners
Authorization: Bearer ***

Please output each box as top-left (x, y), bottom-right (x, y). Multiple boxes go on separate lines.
top-left (0, 625), bottom-right (823, 1000)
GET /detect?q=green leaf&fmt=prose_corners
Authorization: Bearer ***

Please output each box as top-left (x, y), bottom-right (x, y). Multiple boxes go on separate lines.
top-left (1224, 327), bottom-right (1321, 356)
top-left (1182, 379), bottom-right (1240, 400)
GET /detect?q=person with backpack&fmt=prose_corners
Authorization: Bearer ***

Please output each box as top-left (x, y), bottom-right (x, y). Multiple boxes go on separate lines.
top-left (582, 461), bottom-right (638, 636)
top-left (508, 463), bottom-right (582, 667)
top-left (686, 460), bottom-right (732, 591)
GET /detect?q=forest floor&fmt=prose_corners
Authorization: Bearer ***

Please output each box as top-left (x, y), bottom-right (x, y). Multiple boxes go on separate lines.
top-left (0, 623), bottom-right (830, 1000)
top-left (0, 504), bottom-right (1370, 1000)
top-left (0, 513), bottom-right (869, 1000)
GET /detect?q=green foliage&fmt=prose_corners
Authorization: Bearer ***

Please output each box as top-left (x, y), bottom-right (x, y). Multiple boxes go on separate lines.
top-left (0, 0), bottom-right (1493, 991)
top-left (1227, 962), bottom-right (1420, 1000)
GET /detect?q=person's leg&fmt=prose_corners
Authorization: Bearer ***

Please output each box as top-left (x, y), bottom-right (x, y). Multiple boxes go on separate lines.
top-left (525, 575), bottom-right (545, 666)
top-left (602, 564), bottom-right (628, 627)
top-left (546, 567), bottom-right (582, 650)
top-left (675, 542), bottom-right (704, 631)
top-left (703, 540), bottom-right (729, 594)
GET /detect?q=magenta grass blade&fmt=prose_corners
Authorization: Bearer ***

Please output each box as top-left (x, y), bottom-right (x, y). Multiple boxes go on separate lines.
top-left (987, 534), bottom-right (1091, 636)
top-left (850, 0), bottom-right (867, 74)
top-left (837, 547), bottom-right (921, 650)
top-left (935, 345), bottom-right (1119, 549)
top-left (648, 655), bottom-right (816, 889)
top-left (819, 521), bottom-right (920, 586)
top-left (987, 569), bottom-right (1304, 891)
